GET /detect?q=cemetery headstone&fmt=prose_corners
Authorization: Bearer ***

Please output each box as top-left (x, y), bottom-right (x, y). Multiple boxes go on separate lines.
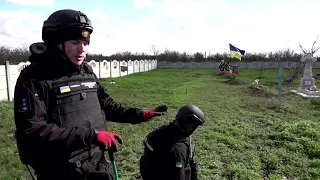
top-left (291, 53), bottom-right (320, 97)
top-left (299, 53), bottom-right (316, 89)
top-left (217, 59), bottom-right (232, 76)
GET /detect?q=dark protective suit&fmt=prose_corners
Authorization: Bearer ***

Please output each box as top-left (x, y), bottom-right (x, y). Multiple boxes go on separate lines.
top-left (14, 47), bottom-right (146, 180)
top-left (139, 122), bottom-right (198, 180)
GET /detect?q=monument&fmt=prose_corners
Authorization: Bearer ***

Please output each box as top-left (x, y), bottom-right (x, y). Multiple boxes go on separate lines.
top-left (217, 59), bottom-right (231, 75)
top-left (291, 39), bottom-right (320, 98)
top-left (217, 59), bottom-right (237, 76)
top-left (299, 53), bottom-right (317, 89)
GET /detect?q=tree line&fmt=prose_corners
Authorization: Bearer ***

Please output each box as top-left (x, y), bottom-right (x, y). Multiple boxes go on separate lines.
top-left (0, 45), bottom-right (318, 65)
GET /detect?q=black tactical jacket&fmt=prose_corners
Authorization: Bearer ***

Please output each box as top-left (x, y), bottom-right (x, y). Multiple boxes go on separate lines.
top-left (13, 47), bottom-right (145, 175)
top-left (139, 123), bottom-right (192, 180)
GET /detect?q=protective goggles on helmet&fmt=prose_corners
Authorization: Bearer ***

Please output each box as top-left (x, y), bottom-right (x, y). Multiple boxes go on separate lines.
top-left (188, 114), bottom-right (204, 125)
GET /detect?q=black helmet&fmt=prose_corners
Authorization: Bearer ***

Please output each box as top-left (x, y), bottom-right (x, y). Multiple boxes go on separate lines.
top-left (42, 9), bottom-right (93, 47)
top-left (174, 104), bottom-right (205, 136)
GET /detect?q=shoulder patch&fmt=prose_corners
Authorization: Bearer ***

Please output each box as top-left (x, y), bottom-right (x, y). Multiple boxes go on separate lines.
top-left (17, 92), bottom-right (32, 113)
top-left (59, 85), bottom-right (71, 93)
top-left (175, 161), bottom-right (183, 168)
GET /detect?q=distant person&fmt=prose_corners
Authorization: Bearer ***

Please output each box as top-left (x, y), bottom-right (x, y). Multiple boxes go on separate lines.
top-left (139, 104), bottom-right (205, 180)
top-left (13, 9), bottom-right (168, 180)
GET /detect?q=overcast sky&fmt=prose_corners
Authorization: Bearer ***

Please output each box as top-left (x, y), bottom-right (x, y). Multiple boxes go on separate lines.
top-left (1, 0), bottom-right (320, 56)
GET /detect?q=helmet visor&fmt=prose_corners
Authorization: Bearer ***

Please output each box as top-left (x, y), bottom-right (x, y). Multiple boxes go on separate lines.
top-left (189, 114), bottom-right (203, 125)
top-left (182, 114), bottom-right (203, 135)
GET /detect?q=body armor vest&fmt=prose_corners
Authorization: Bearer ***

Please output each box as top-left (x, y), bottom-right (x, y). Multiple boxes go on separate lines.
top-left (48, 71), bottom-right (106, 161)
top-left (141, 125), bottom-right (192, 180)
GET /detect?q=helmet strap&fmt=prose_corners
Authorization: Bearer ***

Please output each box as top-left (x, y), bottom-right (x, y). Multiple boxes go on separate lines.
top-left (173, 120), bottom-right (195, 137)
top-left (60, 42), bottom-right (70, 61)
top-left (173, 120), bottom-right (184, 132)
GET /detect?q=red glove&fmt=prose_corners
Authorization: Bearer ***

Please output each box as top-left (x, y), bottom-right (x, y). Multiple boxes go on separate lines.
top-left (96, 131), bottom-right (123, 152)
top-left (143, 105), bottom-right (168, 121)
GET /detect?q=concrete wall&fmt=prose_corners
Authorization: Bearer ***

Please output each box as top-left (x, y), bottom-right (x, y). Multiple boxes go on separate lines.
top-left (0, 59), bottom-right (157, 101)
top-left (157, 61), bottom-right (320, 69)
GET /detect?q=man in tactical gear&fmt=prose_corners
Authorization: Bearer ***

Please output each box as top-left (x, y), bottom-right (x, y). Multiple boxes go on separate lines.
top-left (13, 9), bottom-right (168, 180)
top-left (139, 104), bottom-right (205, 180)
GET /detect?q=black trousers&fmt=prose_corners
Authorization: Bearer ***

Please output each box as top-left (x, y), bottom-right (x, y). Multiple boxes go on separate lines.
top-left (36, 152), bottom-right (115, 180)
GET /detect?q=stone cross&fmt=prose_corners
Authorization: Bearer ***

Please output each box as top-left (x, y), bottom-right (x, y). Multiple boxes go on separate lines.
top-left (300, 53), bottom-right (317, 89)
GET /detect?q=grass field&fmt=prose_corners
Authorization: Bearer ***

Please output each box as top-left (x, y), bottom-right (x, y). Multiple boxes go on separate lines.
top-left (1, 68), bottom-right (320, 180)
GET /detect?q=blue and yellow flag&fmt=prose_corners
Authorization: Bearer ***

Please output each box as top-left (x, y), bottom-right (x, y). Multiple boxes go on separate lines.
top-left (59, 85), bottom-right (71, 93)
top-left (229, 43), bottom-right (245, 61)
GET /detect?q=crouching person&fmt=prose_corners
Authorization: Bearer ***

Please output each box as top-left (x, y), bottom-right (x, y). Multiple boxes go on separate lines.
top-left (139, 104), bottom-right (205, 180)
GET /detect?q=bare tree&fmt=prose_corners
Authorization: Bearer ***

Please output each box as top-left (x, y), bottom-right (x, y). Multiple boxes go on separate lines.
top-left (311, 36), bottom-right (320, 55)
top-left (299, 36), bottom-right (320, 55)
top-left (0, 46), bottom-right (15, 65)
top-left (150, 44), bottom-right (159, 58)
top-left (285, 36), bottom-right (320, 83)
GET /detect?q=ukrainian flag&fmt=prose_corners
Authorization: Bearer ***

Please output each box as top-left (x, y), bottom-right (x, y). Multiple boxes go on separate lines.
top-left (59, 85), bottom-right (71, 93)
top-left (229, 43), bottom-right (245, 61)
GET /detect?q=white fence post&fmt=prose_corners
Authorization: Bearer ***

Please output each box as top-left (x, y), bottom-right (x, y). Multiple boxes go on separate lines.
top-left (5, 61), bottom-right (12, 101)
top-left (98, 59), bottom-right (101, 79)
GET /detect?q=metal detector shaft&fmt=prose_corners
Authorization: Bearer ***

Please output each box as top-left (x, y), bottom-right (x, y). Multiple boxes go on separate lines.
top-left (186, 88), bottom-right (193, 157)
top-left (188, 136), bottom-right (192, 157)
top-left (109, 151), bottom-right (119, 180)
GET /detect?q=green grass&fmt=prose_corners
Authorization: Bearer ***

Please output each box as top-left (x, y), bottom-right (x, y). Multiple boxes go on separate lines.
top-left (1, 68), bottom-right (320, 180)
